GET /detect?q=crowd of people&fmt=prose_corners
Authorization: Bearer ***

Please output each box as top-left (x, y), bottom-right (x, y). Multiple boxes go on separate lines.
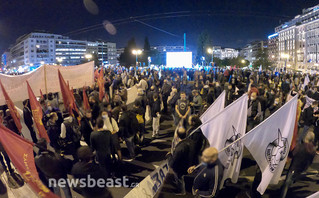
top-left (0, 65), bottom-right (318, 198)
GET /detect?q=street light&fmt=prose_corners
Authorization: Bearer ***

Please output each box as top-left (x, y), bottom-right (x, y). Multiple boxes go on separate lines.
top-left (56, 57), bottom-right (63, 65)
top-left (40, 61), bottom-right (45, 65)
top-left (85, 54), bottom-right (93, 61)
top-left (207, 47), bottom-right (214, 66)
top-left (132, 49), bottom-right (142, 66)
top-left (241, 59), bottom-right (246, 64)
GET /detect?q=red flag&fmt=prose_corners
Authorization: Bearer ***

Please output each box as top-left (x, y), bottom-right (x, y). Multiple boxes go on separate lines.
top-left (97, 69), bottom-right (105, 102)
top-left (0, 80), bottom-right (22, 133)
top-left (0, 125), bottom-right (58, 198)
top-left (83, 86), bottom-right (90, 111)
top-left (26, 81), bottom-right (50, 143)
top-left (40, 89), bottom-right (44, 100)
top-left (94, 69), bottom-right (99, 80)
top-left (58, 70), bottom-right (75, 114)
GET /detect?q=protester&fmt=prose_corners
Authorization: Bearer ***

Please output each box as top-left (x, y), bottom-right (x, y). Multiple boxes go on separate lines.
top-left (151, 93), bottom-right (161, 138)
top-left (71, 146), bottom-right (113, 198)
top-left (280, 132), bottom-right (316, 198)
top-left (90, 118), bottom-right (114, 176)
top-left (35, 138), bottom-right (73, 198)
top-left (23, 99), bottom-right (38, 143)
top-left (175, 92), bottom-right (191, 126)
top-left (188, 147), bottom-right (224, 197)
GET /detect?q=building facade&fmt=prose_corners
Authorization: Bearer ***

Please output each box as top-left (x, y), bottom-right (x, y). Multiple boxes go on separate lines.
top-left (267, 33), bottom-right (279, 66)
top-left (273, 4), bottom-right (319, 70)
top-left (3, 32), bottom-right (117, 69)
top-left (239, 41), bottom-right (266, 64)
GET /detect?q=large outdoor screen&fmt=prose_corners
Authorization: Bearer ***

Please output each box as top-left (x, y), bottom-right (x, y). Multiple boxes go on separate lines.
top-left (166, 52), bottom-right (192, 68)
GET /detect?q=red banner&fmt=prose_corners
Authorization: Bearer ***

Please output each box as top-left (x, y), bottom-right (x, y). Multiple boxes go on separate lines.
top-left (26, 81), bottom-right (50, 143)
top-left (290, 102), bottom-right (300, 152)
top-left (0, 80), bottom-right (22, 133)
top-left (0, 124), bottom-right (58, 197)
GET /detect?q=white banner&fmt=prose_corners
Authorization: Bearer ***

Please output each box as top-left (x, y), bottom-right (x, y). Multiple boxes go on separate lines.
top-left (201, 94), bottom-right (248, 184)
top-left (304, 96), bottom-right (315, 111)
top-left (0, 62), bottom-right (94, 105)
top-left (125, 161), bottom-right (169, 198)
top-left (200, 90), bottom-right (225, 123)
top-left (242, 95), bottom-right (298, 195)
top-left (126, 86), bottom-right (138, 105)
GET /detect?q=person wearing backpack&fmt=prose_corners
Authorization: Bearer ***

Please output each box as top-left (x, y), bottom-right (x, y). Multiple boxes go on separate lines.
top-left (60, 112), bottom-right (81, 159)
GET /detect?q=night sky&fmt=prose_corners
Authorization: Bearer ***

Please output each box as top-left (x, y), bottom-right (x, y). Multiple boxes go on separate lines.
top-left (0, 0), bottom-right (317, 53)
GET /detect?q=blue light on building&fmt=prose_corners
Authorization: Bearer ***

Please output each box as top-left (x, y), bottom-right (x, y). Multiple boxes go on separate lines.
top-left (268, 33), bottom-right (278, 39)
top-left (282, 25), bottom-right (288, 28)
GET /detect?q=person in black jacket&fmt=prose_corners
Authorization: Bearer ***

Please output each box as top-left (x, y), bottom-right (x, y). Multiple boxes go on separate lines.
top-left (23, 99), bottom-right (38, 143)
top-left (35, 138), bottom-right (73, 198)
top-left (161, 79), bottom-right (172, 114)
top-left (299, 101), bottom-right (318, 144)
top-left (80, 110), bottom-right (94, 146)
top-left (247, 92), bottom-right (261, 132)
top-left (187, 115), bottom-right (207, 164)
top-left (151, 93), bottom-right (161, 138)
top-left (168, 128), bottom-right (196, 195)
top-left (118, 105), bottom-right (138, 160)
top-left (46, 112), bottom-right (61, 151)
top-left (90, 118), bottom-right (113, 176)
top-left (3, 110), bottom-right (19, 135)
top-left (188, 147), bottom-right (224, 197)
top-left (268, 97), bottom-right (282, 115)
top-left (71, 146), bottom-right (113, 198)
top-left (280, 132), bottom-right (316, 198)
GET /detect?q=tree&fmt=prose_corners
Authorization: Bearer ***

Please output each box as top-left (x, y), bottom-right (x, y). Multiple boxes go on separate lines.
top-left (196, 31), bottom-right (212, 64)
top-left (253, 47), bottom-right (272, 70)
top-left (119, 38), bottom-right (137, 67)
top-left (142, 37), bottom-right (151, 66)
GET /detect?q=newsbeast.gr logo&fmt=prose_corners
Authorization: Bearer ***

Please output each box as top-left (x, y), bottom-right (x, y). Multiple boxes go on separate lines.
top-left (224, 125), bottom-right (242, 168)
top-left (265, 129), bottom-right (289, 172)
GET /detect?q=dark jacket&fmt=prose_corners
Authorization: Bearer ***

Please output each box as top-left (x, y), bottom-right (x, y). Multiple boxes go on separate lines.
top-left (169, 138), bottom-right (196, 177)
top-left (23, 106), bottom-right (33, 127)
top-left (119, 111), bottom-right (138, 138)
top-left (151, 99), bottom-right (161, 118)
top-left (90, 130), bottom-right (113, 163)
top-left (303, 106), bottom-right (315, 126)
top-left (47, 120), bottom-right (61, 150)
top-left (80, 117), bottom-right (94, 146)
top-left (193, 159), bottom-right (224, 197)
top-left (187, 127), bottom-right (207, 164)
top-left (35, 151), bottom-right (72, 180)
top-left (3, 115), bottom-right (19, 135)
top-left (290, 143), bottom-right (315, 173)
top-left (72, 161), bottom-right (113, 198)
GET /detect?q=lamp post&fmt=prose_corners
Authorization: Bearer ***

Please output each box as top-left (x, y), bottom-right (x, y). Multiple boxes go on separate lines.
top-left (132, 49), bottom-right (142, 66)
top-left (85, 54), bottom-right (93, 62)
top-left (207, 47), bottom-right (214, 66)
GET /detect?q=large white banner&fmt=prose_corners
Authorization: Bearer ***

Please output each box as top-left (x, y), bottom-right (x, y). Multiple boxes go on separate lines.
top-left (200, 90), bottom-right (225, 123)
top-left (242, 95), bottom-right (298, 195)
top-left (0, 62), bottom-right (94, 105)
top-left (201, 94), bottom-right (248, 184)
top-left (125, 161), bottom-right (169, 198)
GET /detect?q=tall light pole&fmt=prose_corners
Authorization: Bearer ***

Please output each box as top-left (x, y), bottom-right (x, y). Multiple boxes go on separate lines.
top-left (85, 53), bottom-right (93, 62)
top-left (132, 49), bottom-right (142, 66)
top-left (207, 47), bottom-right (214, 66)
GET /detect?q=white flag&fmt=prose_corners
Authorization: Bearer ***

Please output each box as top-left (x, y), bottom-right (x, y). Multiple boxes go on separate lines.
top-left (303, 96), bottom-right (315, 111)
top-left (242, 95), bottom-right (298, 195)
top-left (201, 94), bottom-right (248, 184)
top-left (200, 90), bottom-right (225, 123)
top-left (259, 65), bottom-right (262, 72)
top-left (303, 75), bottom-right (310, 90)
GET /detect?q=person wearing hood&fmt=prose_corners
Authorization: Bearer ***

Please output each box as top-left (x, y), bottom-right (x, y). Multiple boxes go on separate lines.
top-left (23, 99), bottom-right (38, 143)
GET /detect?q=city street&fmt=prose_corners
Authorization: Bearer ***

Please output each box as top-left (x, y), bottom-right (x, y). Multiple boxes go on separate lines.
top-left (109, 115), bottom-right (319, 198)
